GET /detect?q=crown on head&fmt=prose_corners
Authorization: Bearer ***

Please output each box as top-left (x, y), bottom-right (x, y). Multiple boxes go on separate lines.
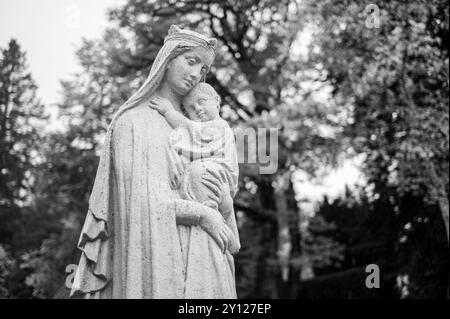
top-left (164, 24), bottom-right (218, 55)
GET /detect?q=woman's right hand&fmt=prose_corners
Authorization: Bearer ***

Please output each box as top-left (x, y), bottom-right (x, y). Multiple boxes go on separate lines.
top-left (171, 198), bottom-right (234, 253)
top-left (199, 208), bottom-right (233, 253)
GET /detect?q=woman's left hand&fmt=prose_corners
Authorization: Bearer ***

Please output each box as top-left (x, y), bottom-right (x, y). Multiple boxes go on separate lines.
top-left (198, 208), bottom-right (229, 253)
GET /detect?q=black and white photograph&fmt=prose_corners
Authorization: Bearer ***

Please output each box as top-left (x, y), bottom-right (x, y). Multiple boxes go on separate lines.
top-left (0, 0), bottom-right (448, 303)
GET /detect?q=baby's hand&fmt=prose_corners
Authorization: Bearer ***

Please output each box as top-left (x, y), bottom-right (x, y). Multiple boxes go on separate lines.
top-left (148, 96), bottom-right (174, 115)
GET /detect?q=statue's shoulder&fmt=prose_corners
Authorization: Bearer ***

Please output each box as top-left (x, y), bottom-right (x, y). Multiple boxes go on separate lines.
top-left (113, 104), bottom-right (166, 141)
top-left (114, 104), bottom-right (155, 127)
top-left (110, 106), bottom-right (142, 139)
top-left (118, 104), bottom-right (145, 121)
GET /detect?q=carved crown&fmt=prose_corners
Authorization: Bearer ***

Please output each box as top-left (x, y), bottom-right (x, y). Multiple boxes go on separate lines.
top-left (164, 24), bottom-right (218, 55)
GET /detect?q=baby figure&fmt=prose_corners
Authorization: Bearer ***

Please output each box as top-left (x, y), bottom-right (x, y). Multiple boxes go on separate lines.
top-left (149, 83), bottom-right (239, 224)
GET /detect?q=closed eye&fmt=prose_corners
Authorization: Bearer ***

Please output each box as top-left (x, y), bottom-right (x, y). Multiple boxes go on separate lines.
top-left (187, 54), bottom-right (210, 74)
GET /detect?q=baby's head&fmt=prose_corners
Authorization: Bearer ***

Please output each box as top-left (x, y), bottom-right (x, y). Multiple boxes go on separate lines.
top-left (182, 83), bottom-right (221, 122)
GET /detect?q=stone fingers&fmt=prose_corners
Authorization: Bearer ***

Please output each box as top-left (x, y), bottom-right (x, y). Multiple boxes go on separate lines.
top-left (215, 231), bottom-right (225, 252)
top-left (219, 228), bottom-right (228, 254)
top-left (201, 178), bottom-right (221, 201)
top-left (204, 167), bottom-right (224, 184)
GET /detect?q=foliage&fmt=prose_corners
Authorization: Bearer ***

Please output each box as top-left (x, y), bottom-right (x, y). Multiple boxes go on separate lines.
top-left (305, 0), bottom-right (449, 240)
top-left (0, 39), bottom-right (46, 207)
top-left (0, 0), bottom-right (448, 298)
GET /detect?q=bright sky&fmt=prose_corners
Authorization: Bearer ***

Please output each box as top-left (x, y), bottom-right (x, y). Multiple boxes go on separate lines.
top-left (294, 154), bottom-right (367, 216)
top-left (0, 0), bottom-right (126, 105)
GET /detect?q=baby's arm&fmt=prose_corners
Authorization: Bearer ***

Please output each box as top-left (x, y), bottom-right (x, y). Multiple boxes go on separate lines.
top-left (184, 142), bottom-right (224, 160)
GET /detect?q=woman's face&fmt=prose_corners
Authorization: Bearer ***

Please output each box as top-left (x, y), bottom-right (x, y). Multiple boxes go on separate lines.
top-left (165, 47), bottom-right (214, 97)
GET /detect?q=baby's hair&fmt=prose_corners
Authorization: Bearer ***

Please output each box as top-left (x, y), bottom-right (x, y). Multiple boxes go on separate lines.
top-left (187, 83), bottom-right (221, 109)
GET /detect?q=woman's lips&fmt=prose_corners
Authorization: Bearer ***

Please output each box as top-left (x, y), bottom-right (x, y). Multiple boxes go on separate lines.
top-left (184, 79), bottom-right (193, 88)
top-left (197, 110), bottom-right (206, 120)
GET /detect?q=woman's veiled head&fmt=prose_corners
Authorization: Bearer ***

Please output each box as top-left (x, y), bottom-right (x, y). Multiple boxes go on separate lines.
top-left (120, 25), bottom-right (217, 111)
top-left (163, 45), bottom-right (214, 97)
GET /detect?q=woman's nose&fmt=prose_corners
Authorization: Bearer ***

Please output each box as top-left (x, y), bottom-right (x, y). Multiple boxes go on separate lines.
top-left (188, 66), bottom-right (202, 83)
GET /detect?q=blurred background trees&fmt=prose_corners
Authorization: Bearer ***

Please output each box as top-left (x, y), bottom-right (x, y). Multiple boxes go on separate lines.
top-left (0, 0), bottom-right (448, 298)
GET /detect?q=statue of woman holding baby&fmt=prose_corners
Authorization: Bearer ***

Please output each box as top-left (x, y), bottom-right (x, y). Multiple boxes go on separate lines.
top-left (70, 25), bottom-right (240, 299)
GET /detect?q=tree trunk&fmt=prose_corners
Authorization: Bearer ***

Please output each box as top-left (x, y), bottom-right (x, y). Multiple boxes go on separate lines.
top-left (426, 161), bottom-right (449, 243)
top-left (437, 192), bottom-right (450, 243)
top-left (273, 170), bottom-right (302, 297)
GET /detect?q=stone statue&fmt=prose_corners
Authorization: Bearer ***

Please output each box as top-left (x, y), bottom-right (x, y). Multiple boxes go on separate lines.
top-left (70, 25), bottom-right (240, 299)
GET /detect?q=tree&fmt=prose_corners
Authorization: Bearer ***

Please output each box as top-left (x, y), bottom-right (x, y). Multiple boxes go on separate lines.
top-left (305, 0), bottom-right (449, 242)
top-left (0, 39), bottom-right (46, 208)
top-left (29, 0), bottom-right (345, 298)
top-left (0, 39), bottom-right (51, 298)
top-left (8, 0), bottom-right (446, 298)
top-left (302, 0), bottom-right (449, 297)
top-left (0, 39), bottom-right (48, 253)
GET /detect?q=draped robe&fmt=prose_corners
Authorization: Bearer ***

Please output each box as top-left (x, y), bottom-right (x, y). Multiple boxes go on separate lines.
top-left (71, 102), bottom-right (237, 298)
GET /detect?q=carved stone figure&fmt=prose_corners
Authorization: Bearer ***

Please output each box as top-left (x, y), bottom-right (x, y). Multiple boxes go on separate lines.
top-left (70, 25), bottom-right (240, 299)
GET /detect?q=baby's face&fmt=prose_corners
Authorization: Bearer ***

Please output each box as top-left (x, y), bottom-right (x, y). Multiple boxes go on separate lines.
top-left (183, 91), bottom-right (220, 122)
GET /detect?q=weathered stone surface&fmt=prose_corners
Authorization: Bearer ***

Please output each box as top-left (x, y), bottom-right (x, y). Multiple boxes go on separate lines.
top-left (70, 25), bottom-right (240, 299)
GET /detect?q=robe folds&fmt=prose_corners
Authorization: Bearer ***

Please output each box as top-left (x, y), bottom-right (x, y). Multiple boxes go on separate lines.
top-left (71, 103), bottom-right (237, 298)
